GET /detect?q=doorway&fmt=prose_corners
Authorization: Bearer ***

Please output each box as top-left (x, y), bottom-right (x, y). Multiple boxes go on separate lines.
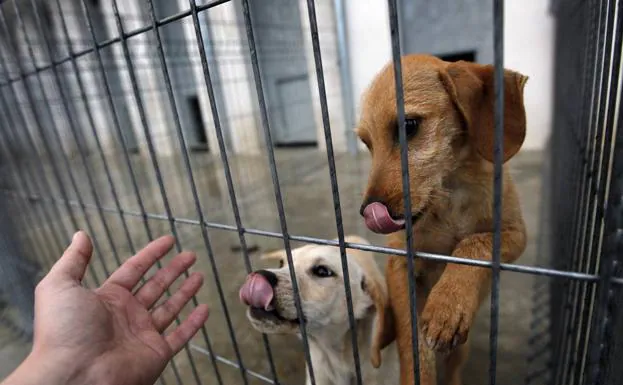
top-left (187, 96), bottom-right (209, 151)
top-left (248, 0), bottom-right (317, 147)
top-left (437, 50), bottom-right (476, 63)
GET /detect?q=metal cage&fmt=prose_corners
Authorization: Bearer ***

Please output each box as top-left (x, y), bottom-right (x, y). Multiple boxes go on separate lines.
top-left (0, 0), bottom-right (621, 384)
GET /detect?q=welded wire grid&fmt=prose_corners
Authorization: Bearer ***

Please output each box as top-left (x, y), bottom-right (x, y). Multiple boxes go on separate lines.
top-left (0, 0), bottom-right (622, 385)
top-left (529, 0), bottom-right (623, 385)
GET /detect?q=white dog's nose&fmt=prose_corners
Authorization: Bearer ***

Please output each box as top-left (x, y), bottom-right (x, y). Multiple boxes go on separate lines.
top-left (239, 272), bottom-right (275, 311)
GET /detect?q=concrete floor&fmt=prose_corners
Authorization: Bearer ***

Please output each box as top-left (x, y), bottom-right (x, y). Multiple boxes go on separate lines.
top-left (0, 147), bottom-right (546, 384)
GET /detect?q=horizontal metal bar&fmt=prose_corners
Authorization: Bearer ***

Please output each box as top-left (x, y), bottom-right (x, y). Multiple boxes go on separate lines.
top-left (189, 344), bottom-right (279, 385)
top-left (3, 188), bottom-right (622, 285)
top-left (0, 0), bottom-right (232, 88)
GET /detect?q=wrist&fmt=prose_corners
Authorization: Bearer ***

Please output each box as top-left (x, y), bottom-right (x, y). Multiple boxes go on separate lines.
top-left (3, 347), bottom-right (91, 385)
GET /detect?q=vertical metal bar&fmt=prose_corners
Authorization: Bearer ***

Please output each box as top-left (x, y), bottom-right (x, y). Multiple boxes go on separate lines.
top-left (585, 1), bottom-right (623, 383)
top-left (45, 0), bottom-right (143, 261)
top-left (0, 101), bottom-right (61, 268)
top-left (0, 34), bottom-right (106, 287)
top-left (240, 0), bottom-right (318, 383)
top-left (304, 0), bottom-right (363, 383)
top-left (386, 0), bottom-right (421, 384)
top-left (104, 1), bottom-right (223, 384)
top-left (0, 82), bottom-right (101, 286)
top-left (489, 0), bottom-right (504, 384)
top-left (186, 2), bottom-right (281, 383)
top-left (11, 0), bottom-right (126, 275)
top-left (571, 1), bottom-right (618, 382)
top-left (574, 0), bottom-right (610, 287)
top-left (0, 3), bottom-right (114, 277)
top-left (49, 3), bottom-right (172, 381)
top-left (143, 1), bottom-right (251, 384)
top-left (0, 96), bottom-right (64, 268)
top-left (333, 0), bottom-right (358, 155)
top-left (70, 0), bottom-right (157, 252)
top-left (0, 93), bottom-right (67, 263)
top-left (556, 2), bottom-right (603, 383)
top-left (0, 128), bottom-right (55, 270)
top-left (588, 29), bottom-right (623, 382)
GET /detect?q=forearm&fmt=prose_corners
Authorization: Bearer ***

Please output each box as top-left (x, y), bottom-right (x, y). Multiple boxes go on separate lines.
top-left (442, 229), bottom-right (526, 300)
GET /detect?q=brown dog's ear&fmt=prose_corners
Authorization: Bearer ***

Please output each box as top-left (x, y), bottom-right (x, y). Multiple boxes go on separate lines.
top-left (364, 276), bottom-right (396, 368)
top-left (439, 61), bottom-right (529, 163)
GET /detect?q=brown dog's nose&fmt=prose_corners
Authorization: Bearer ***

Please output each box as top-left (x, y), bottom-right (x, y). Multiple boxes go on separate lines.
top-left (359, 197), bottom-right (384, 217)
top-left (360, 198), bottom-right (406, 234)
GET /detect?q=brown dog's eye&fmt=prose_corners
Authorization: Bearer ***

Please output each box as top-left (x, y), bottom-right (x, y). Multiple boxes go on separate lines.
top-left (395, 117), bottom-right (421, 144)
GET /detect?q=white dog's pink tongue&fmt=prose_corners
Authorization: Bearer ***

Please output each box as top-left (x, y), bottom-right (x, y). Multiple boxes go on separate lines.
top-left (362, 202), bottom-right (405, 234)
top-left (239, 273), bottom-right (274, 310)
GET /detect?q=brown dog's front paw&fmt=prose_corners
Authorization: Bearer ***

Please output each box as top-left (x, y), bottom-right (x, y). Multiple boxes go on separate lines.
top-left (420, 284), bottom-right (475, 352)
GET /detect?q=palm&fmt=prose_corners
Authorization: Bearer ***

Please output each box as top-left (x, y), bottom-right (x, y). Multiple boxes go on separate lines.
top-left (98, 284), bottom-right (172, 359)
top-left (32, 233), bottom-right (209, 385)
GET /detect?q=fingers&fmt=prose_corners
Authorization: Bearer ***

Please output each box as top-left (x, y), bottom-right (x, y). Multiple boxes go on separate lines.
top-left (135, 252), bottom-right (197, 309)
top-left (48, 231), bottom-right (94, 283)
top-left (152, 272), bottom-right (204, 332)
top-left (165, 304), bottom-right (209, 354)
top-left (106, 235), bottom-right (175, 290)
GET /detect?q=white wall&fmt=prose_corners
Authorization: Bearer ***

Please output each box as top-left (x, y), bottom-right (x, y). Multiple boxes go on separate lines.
top-left (344, 0), bottom-right (554, 151)
top-left (504, 0), bottom-right (554, 151)
top-left (345, 0), bottom-right (392, 117)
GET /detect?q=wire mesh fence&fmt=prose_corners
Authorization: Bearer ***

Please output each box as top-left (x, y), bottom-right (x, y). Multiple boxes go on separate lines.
top-left (0, 0), bottom-right (621, 385)
top-left (536, 1), bottom-right (623, 385)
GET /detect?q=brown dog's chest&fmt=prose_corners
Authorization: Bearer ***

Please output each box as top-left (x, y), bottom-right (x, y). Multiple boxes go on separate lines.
top-left (387, 199), bottom-right (482, 290)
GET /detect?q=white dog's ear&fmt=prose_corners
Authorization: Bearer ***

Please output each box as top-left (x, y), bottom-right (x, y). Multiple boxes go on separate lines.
top-left (364, 275), bottom-right (395, 368)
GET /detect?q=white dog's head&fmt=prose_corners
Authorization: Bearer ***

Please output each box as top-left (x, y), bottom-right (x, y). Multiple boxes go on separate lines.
top-left (239, 236), bottom-right (394, 367)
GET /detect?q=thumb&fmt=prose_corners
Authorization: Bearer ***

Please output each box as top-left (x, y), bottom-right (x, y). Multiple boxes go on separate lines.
top-left (49, 231), bottom-right (94, 283)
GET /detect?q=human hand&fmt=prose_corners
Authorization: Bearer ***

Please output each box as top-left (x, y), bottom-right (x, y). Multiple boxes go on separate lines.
top-left (2, 231), bottom-right (209, 385)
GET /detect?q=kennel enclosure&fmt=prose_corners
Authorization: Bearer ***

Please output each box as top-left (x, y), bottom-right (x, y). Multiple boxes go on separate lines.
top-left (0, 0), bottom-right (622, 385)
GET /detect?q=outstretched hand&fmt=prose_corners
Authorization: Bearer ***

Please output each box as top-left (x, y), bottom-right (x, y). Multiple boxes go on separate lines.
top-left (2, 231), bottom-right (209, 385)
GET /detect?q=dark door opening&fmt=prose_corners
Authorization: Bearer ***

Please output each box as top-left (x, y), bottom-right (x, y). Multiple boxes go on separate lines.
top-left (436, 50), bottom-right (476, 63)
top-left (187, 96), bottom-right (209, 152)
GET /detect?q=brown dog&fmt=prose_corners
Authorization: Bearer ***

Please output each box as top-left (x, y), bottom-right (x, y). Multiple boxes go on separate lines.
top-left (355, 54), bottom-right (528, 385)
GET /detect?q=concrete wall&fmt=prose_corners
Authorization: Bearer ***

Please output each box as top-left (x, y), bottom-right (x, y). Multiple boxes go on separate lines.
top-left (504, 0), bottom-right (555, 150)
top-left (399, 0), bottom-right (494, 64)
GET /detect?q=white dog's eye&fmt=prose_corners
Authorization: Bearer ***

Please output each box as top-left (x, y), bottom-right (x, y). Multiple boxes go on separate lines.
top-left (279, 260), bottom-right (284, 268)
top-left (311, 265), bottom-right (335, 278)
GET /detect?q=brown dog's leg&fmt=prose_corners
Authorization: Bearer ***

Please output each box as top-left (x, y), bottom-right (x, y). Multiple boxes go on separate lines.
top-left (386, 256), bottom-right (436, 385)
top-left (444, 339), bottom-right (469, 385)
top-left (421, 229), bottom-right (526, 352)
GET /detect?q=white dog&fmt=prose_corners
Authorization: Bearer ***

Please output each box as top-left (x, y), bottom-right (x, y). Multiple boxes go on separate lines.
top-left (239, 236), bottom-right (398, 385)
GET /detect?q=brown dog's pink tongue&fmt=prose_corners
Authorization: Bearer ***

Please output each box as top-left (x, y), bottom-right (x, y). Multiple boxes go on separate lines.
top-left (239, 273), bottom-right (274, 310)
top-left (362, 202), bottom-right (406, 234)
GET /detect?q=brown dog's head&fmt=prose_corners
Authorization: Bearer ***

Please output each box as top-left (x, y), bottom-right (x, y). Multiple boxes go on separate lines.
top-left (356, 54), bottom-right (529, 234)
